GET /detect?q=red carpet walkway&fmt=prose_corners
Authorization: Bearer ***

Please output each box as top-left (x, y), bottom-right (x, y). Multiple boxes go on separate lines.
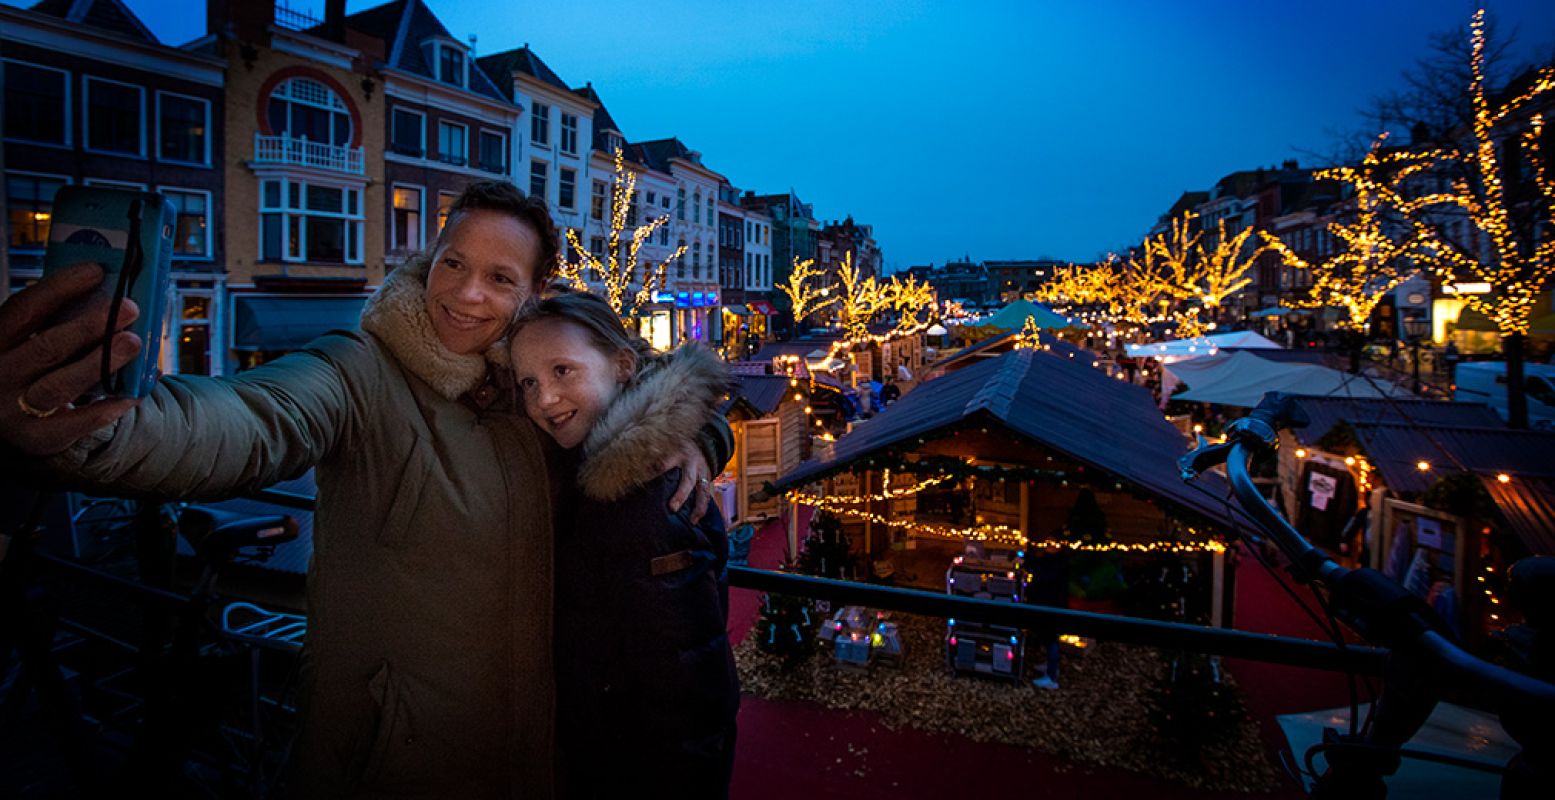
top-left (726, 517), bottom-right (1349, 798)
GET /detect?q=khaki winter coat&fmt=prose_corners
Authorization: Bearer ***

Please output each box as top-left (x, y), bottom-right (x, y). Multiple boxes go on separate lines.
top-left (51, 257), bottom-right (555, 798)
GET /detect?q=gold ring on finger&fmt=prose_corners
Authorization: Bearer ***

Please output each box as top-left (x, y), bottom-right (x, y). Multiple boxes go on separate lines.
top-left (18, 393), bottom-right (61, 419)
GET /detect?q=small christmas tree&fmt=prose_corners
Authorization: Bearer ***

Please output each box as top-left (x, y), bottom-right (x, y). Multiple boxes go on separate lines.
top-left (753, 590), bottom-right (815, 669)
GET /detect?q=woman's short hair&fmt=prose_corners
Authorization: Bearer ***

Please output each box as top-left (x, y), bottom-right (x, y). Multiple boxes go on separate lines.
top-left (509, 290), bottom-right (663, 379)
top-left (437, 180), bottom-right (560, 290)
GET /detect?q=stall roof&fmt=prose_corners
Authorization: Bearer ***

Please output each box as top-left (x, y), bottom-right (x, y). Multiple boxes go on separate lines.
top-left (1288, 396), bottom-right (1505, 447)
top-left (1348, 422), bottom-right (1555, 495)
top-left (1167, 351), bottom-right (1405, 407)
top-left (720, 374), bottom-right (793, 417)
top-left (772, 348), bottom-right (1252, 533)
top-left (1482, 475), bottom-right (1555, 556)
top-left (752, 338), bottom-right (843, 362)
top-left (927, 330), bottom-right (1097, 375)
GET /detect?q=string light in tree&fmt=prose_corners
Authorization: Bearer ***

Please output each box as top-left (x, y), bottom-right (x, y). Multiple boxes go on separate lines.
top-left (777, 256), bottom-right (837, 325)
top-left (1261, 135), bottom-right (1426, 332)
top-left (559, 147), bottom-right (684, 320)
top-left (1404, 8), bottom-right (1555, 339)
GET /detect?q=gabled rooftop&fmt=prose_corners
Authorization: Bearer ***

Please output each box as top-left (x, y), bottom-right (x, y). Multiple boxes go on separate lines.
top-left (29, 0), bottom-right (157, 44)
top-left (326, 0), bottom-right (509, 103)
top-left (478, 44), bottom-right (571, 98)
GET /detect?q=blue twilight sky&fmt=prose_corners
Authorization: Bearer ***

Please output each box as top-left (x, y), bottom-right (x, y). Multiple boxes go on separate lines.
top-left (21, 0), bottom-right (1555, 270)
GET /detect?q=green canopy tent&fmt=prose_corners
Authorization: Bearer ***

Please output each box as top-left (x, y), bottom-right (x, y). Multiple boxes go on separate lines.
top-left (970, 299), bottom-right (1088, 333)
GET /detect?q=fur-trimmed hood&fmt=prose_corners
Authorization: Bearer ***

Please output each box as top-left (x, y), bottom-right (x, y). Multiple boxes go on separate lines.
top-left (360, 255), bottom-right (511, 401)
top-left (578, 344), bottom-right (733, 501)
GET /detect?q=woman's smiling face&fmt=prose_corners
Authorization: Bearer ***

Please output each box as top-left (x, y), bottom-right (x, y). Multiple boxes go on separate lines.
top-left (423, 209), bottom-right (540, 355)
top-left (511, 318), bottom-right (632, 449)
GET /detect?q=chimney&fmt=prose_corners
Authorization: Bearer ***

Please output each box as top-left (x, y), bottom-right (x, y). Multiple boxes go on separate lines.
top-left (209, 0), bottom-right (275, 44)
top-left (323, 0), bottom-right (346, 43)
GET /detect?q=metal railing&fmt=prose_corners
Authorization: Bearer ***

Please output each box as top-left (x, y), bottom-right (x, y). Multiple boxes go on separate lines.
top-left (253, 133), bottom-right (364, 175)
top-left (247, 487), bottom-right (1386, 674)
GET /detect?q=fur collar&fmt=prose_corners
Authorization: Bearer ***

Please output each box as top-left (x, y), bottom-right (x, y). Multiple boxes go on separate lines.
top-left (578, 344), bottom-right (732, 501)
top-left (360, 255), bottom-right (511, 401)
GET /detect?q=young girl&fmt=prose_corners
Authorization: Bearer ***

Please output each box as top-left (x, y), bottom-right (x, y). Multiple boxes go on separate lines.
top-left (508, 291), bottom-right (739, 799)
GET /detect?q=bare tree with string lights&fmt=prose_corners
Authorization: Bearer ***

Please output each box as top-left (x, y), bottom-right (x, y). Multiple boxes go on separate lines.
top-left (559, 148), bottom-right (686, 320)
top-left (1398, 10), bottom-right (1555, 427)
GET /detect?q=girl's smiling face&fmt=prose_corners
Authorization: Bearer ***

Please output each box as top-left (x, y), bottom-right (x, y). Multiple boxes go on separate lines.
top-left (511, 318), bottom-right (633, 449)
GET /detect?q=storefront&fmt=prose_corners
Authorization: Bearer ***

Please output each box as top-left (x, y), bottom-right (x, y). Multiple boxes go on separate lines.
top-left (229, 293), bottom-right (369, 371)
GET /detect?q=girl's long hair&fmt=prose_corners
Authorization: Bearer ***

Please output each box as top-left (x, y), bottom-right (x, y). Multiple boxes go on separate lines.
top-left (509, 290), bottom-right (665, 380)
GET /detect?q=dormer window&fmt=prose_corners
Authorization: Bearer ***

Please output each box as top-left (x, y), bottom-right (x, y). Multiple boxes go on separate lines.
top-left (438, 46), bottom-right (465, 88)
top-left (422, 39), bottom-right (467, 89)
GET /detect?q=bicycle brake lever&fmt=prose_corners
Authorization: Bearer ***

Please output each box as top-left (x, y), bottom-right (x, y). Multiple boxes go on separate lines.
top-left (1179, 435), bottom-right (1236, 480)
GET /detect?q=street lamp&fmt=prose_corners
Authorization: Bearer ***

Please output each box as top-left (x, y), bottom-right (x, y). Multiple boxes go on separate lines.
top-left (1401, 316), bottom-right (1430, 394)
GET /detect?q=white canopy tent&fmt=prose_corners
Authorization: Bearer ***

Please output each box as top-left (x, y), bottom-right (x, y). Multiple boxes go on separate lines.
top-left (1125, 330), bottom-right (1282, 362)
top-left (1163, 350), bottom-right (1405, 408)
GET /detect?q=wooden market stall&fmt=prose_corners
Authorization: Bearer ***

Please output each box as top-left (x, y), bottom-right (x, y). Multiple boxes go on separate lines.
top-left (770, 346), bottom-right (1253, 627)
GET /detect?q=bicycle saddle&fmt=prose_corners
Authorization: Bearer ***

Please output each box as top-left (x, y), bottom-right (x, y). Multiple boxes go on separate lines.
top-left (178, 506), bottom-right (299, 561)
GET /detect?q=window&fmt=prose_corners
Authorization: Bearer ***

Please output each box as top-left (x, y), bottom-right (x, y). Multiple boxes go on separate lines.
top-left (392, 186), bottom-right (423, 252)
top-left (646, 191), bottom-right (656, 206)
top-left (175, 292), bottom-right (215, 376)
top-left (692, 248), bottom-right (701, 279)
top-left (560, 112), bottom-right (578, 155)
top-left (529, 161), bottom-right (548, 200)
top-left (530, 102), bottom-right (550, 146)
top-left (162, 188), bottom-right (211, 258)
top-left (478, 130), bottom-right (507, 174)
top-left (677, 187), bottom-right (686, 221)
top-left (437, 121), bottom-right (467, 166)
top-left (558, 167), bottom-right (576, 210)
top-left (267, 77), bottom-right (350, 146)
top-left (591, 180), bottom-right (607, 220)
top-left (437, 191), bottom-right (457, 235)
top-left (157, 92), bottom-right (209, 165)
top-left (677, 239), bottom-right (686, 279)
top-left (659, 227), bottom-right (668, 246)
top-left (746, 253), bottom-right (753, 285)
top-left (438, 46), bottom-right (464, 87)
top-left (259, 178), bottom-right (364, 264)
top-left (708, 200), bottom-right (715, 227)
top-left (692, 191), bottom-right (701, 227)
top-left (85, 77), bottom-right (144, 156)
top-left (626, 191), bottom-right (638, 227)
top-left (6, 173), bottom-right (67, 251)
top-left (4, 60), bottom-right (69, 145)
top-left (390, 107), bottom-right (424, 157)
top-left (589, 236), bottom-right (605, 259)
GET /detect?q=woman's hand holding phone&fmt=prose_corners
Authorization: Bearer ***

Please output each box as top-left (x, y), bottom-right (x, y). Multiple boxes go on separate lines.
top-left (1, 263), bottom-right (145, 457)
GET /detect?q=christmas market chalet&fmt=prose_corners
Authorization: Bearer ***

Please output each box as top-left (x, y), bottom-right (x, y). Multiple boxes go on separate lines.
top-left (768, 344), bottom-right (1254, 627)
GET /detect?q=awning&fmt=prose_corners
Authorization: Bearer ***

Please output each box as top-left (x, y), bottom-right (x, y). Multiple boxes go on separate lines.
top-left (722, 305), bottom-right (751, 316)
top-left (233, 295), bottom-right (368, 351)
top-left (748, 300), bottom-right (776, 316)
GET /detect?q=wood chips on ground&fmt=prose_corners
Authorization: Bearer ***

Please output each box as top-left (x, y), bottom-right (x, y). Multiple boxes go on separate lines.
top-left (735, 612), bottom-right (1282, 792)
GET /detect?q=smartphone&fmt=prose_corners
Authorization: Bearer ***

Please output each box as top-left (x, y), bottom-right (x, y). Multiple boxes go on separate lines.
top-left (42, 186), bottom-right (176, 399)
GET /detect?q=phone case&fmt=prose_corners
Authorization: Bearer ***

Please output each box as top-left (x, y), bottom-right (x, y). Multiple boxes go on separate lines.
top-left (42, 186), bottom-right (176, 399)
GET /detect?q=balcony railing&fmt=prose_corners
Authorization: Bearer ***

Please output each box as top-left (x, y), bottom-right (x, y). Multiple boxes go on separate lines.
top-left (247, 486), bottom-right (1384, 673)
top-left (253, 133), bottom-right (364, 175)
